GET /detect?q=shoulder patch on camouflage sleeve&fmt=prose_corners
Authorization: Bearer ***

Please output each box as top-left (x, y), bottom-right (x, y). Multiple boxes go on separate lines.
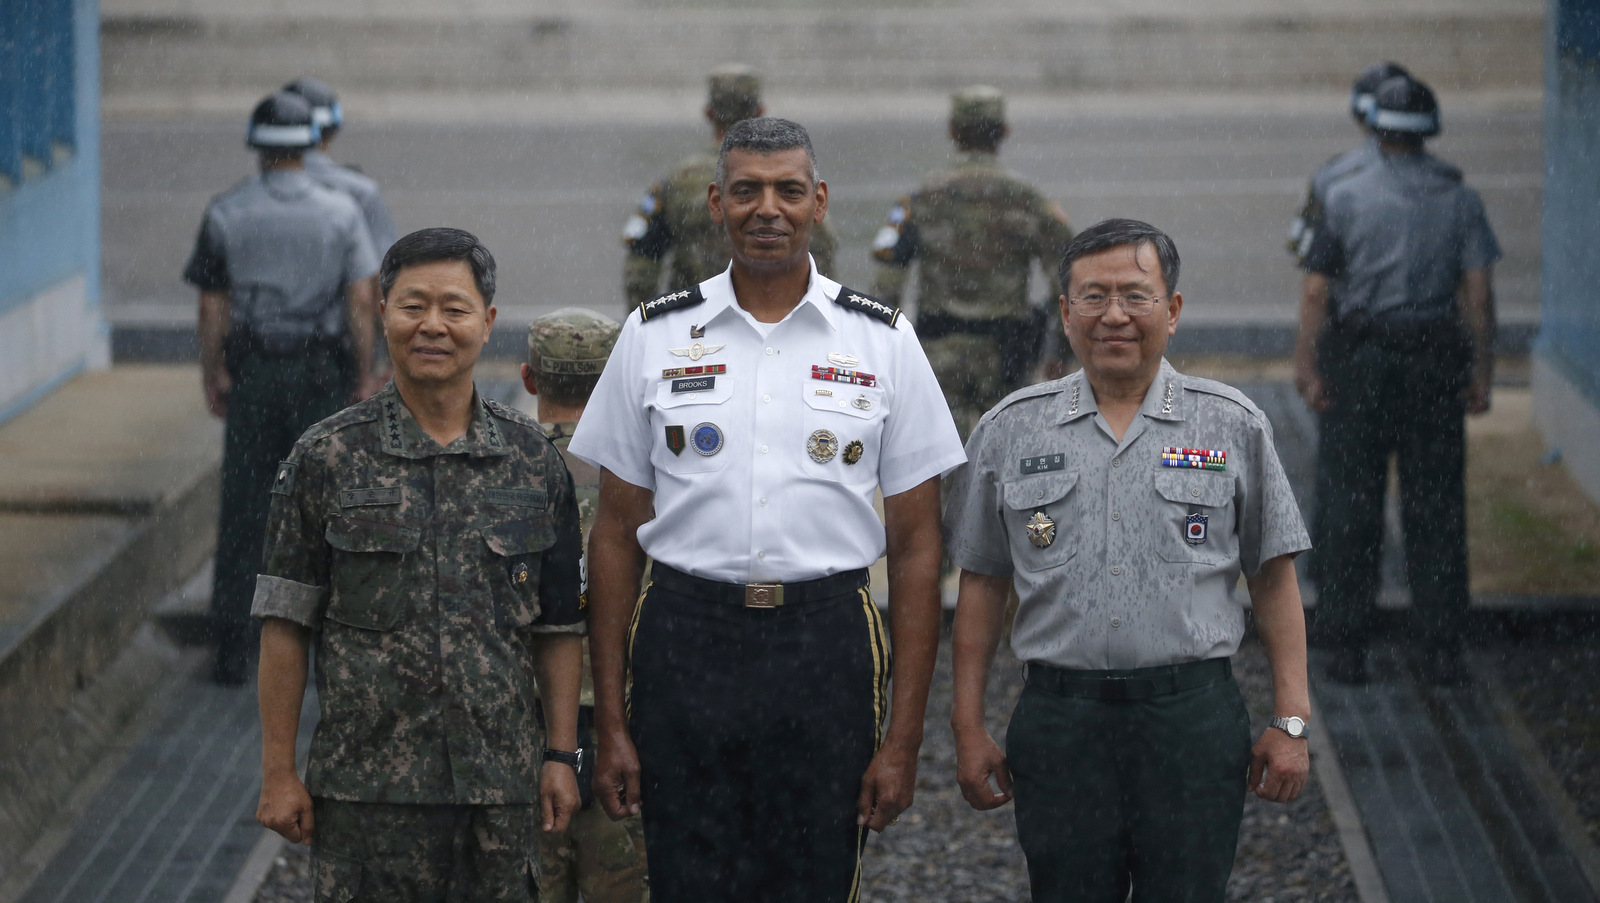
top-left (638, 285), bottom-right (706, 321)
top-left (832, 286), bottom-right (902, 327)
top-left (270, 461), bottom-right (298, 496)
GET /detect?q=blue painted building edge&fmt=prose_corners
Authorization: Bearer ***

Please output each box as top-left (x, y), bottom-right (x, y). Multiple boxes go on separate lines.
top-left (1539, 0), bottom-right (1600, 419)
top-left (0, 0), bottom-right (100, 320)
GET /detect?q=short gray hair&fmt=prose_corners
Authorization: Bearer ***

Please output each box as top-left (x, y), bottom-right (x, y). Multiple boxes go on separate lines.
top-left (715, 117), bottom-right (819, 189)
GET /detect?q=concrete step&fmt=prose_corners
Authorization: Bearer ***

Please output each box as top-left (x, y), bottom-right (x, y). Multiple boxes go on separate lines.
top-left (101, 2), bottom-right (1543, 105)
top-left (0, 366), bottom-right (221, 891)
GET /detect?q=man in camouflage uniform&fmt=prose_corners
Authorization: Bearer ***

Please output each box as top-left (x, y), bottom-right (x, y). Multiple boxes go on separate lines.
top-left (520, 309), bottom-right (650, 903)
top-left (872, 85), bottom-right (1075, 441)
top-left (621, 65), bottom-right (837, 310)
top-left (253, 228), bottom-right (585, 901)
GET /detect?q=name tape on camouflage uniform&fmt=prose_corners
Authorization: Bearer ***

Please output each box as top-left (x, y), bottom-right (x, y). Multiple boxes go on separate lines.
top-left (339, 486), bottom-right (401, 508)
top-left (485, 487), bottom-right (548, 508)
top-left (1162, 447), bottom-right (1227, 471)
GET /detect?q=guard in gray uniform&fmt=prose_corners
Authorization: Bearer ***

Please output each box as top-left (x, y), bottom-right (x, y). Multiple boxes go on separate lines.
top-left (1295, 73), bottom-right (1499, 685)
top-left (1285, 61), bottom-right (1409, 263)
top-left (184, 90), bottom-right (381, 684)
top-left (948, 219), bottom-right (1312, 903)
top-left (283, 77), bottom-right (400, 261)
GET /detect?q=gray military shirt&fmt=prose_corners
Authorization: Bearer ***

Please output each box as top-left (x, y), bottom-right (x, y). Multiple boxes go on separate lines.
top-left (1303, 150), bottom-right (1501, 322)
top-left (943, 359), bottom-right (1310, 670)
top-left (183, 169), bottom-right (379, 344)
top-left (304, 149), bottom-right (400, 260)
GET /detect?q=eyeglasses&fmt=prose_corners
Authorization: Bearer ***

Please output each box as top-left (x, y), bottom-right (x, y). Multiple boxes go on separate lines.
top-left (1067, 293), bottom-right (1166, 317)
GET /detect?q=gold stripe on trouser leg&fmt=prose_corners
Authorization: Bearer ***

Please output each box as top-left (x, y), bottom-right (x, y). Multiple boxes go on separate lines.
top-left (624, 581), bottom-right (652, 723)
top-left (850, 588), bottom-right (891, 903)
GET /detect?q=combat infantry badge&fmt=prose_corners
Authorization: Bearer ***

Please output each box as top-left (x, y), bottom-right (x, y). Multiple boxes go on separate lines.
top-left (808, 429), bottom-right (839, 463)
top-left (665, 425), bottom-right (686, 456)
top-left (1025, 511), bottom-right (1056, 548)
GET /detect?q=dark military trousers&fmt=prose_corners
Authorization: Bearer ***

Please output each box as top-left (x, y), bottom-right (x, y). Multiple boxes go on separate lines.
top-left (1007, 660), bottom-right (1251, 903)
top-left (1310, 322), bottom-right (1472, 654)
top-left (311, 798), bottom-right (540, 902)
top-left (627, 565), bottom-right (887, 903)
top-left (212, 349), bottom-right (348, 678)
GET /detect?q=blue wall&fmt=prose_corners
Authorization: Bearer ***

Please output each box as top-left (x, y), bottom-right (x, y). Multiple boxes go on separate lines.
top-left (1540, 0), bottom-right (1600, 400)
top-left (0, 0), bottom-right (100, 321)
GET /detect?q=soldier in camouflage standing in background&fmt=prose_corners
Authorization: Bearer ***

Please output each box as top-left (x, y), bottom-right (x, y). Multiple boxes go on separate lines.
top-left (872, 86), bottom-right (1075, 441)
top-left (621, 65), bottom-right (837, 311)
top-left (520, 309), bottom-right (651, 903)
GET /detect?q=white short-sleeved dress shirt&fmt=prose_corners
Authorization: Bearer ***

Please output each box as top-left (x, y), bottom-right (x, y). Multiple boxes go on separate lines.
top-left (569, 258), bottom-right (966, 584)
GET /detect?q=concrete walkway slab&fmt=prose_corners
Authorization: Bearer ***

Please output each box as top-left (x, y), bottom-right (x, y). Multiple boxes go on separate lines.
top-left (0, 366), bottom-right (221, 515)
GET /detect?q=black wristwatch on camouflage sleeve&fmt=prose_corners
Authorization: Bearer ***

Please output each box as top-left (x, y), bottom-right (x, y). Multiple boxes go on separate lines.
top-left (542, 747), bottom-right (584, 771)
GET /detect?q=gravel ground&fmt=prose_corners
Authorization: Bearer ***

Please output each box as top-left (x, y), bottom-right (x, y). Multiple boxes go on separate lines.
top-left (254, 632), bottom-right (1358, 902)
top-left (1493, 638), bottom-right (1600, 849)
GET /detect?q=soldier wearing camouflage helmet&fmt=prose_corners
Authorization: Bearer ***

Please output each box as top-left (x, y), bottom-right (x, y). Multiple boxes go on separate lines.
top-left (872, 85), bottom-right (1075, 442)
top-left (520, 309), bottom-right (650, 903)
top-left (621, 65), bottom-right (837, 310)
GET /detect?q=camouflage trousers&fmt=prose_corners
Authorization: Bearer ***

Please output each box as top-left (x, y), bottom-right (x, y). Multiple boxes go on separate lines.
top-left (537, 805), bottom-right (649, 903)
top-left (922, 332), bottom-right (1027, 444)
top-left (311, 798), bottom-right (539, 903)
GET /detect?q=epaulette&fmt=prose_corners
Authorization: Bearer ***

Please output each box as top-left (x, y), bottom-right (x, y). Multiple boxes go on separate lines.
top-left (979, 376), bottom-right (1068, 429)
top-left (298, 398), bottom-right (380, 447)
top-left (1184, 378), bottom-right (1266, 419)
top-left (833, 286), bottom-right (902, 327)
top-left (484, 396), bottom-right (540, 431)
top-left (638, 286), bottom-right (705, 322)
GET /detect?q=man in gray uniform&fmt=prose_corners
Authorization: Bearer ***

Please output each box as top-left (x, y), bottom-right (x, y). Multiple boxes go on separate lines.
top-left (283, 77), bottom-right (400, 262)
top-left (1285, 61), bottom-right (1410, 263)
top-left (947, 219), bottom-right (1312, 902)
top-left (184, 90), bottom-right (380, 684)
top-left (1296, 73), bottom-right (1499, 685)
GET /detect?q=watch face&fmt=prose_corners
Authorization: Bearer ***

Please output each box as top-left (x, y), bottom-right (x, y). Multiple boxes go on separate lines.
top-left (1285, 716), bottom-right (1306, 737)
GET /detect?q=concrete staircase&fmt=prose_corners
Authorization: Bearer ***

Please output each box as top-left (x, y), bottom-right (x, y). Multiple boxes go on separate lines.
top-left (102, 0), bottom-right (1543, 109)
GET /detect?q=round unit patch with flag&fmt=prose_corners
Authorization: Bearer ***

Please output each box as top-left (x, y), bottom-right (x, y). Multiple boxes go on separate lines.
top-left (691, 422), bottom-right (724, 456)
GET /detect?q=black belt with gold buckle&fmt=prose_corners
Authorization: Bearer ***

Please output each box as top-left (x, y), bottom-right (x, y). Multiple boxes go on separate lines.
top-left (651, 563), bottom-right (869, 610)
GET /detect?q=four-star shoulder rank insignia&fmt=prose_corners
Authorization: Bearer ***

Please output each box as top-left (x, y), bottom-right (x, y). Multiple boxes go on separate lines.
top-left (639, 286), bottom-right (706, 321)
top-left (832, 286), bottom-right (901, 327)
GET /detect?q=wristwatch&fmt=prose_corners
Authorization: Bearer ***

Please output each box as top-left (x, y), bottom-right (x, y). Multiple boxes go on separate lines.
top-left (542, 747), bottom-right (585, 771)
top-left (1270, 716), bottom-right (1308, 739)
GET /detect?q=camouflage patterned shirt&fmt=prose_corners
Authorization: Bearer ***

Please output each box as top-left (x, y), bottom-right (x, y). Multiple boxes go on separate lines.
top-left (622, 148), bottom-right (838, 310)
top-left (871, 150), bottom-right (1073, 321)
top-left (252, 381), bottom-right (585, 805)
top-left (540, 420), bottom-right (599, 709)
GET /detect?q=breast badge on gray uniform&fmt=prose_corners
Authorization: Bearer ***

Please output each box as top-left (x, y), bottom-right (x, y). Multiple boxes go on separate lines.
top-left (691, 422), bottom-right (724, 456)
top-left (1185, 512), bottom-right (1209, 546)
top-left (808, 429), bottom-right (839, 463)
top-left (1026, 511), bottom-right (1057, 548)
